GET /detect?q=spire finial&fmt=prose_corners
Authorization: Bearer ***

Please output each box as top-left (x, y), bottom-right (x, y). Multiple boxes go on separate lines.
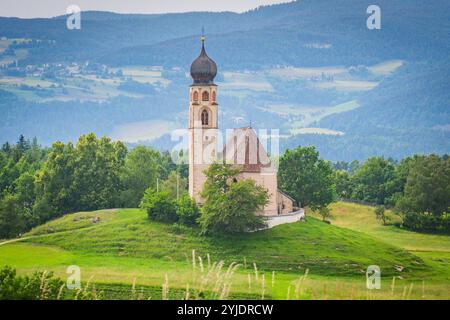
top-left (201, 26), bottom-right (205, 46)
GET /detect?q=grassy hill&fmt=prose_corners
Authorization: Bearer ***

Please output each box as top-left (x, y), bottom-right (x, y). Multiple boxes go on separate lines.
top-left (1, 202), bottom-right (449, 299)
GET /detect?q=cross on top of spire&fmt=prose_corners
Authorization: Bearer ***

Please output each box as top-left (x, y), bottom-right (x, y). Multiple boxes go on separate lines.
top-left (201, 26), bottom-right (205, 45)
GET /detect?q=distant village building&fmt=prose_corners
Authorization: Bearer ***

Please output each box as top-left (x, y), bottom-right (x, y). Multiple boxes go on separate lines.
top-left (188, 36), bottom-right (294, 216)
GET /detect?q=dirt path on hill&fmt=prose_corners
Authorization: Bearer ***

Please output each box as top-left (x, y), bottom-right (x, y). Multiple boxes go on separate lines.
top-left (0, 236), bottom-right (35, 246)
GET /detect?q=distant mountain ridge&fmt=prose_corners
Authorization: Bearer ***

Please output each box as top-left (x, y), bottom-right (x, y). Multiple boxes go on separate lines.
top-left (0, 0), bottom-right (449, 160)
top-left (1, 0), bottom-right (449, 67)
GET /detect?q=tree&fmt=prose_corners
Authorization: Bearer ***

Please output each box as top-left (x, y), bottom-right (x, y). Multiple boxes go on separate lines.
top-left (33, 133), bottom-right (127, 220)
top-left (385, 156), bottom-right (415, 206)
top-left (176, 194), bottom-right (200, 226)
top-left (374, 205), bottom-right (387, 225)
top-left (395, 155), bottom-right (449, 232)
top-left (318, 206), bottom-right (332, 222)
top-left (1, 142), bottom-right (11, 154)
top-left (14, 135), bottom-right (30, 161)
top-left (160, 171), bottom-right (187, 200)
top-left (71, 134), bottom-right (127, 211)
top-left (33, 141), bottom-right (76, 221)
top-left (199, 163), bottom-right (269, 234)
top-left (278, 146), bottom-right (335, 210)
top-left (351, 157), bottom-right (396, 205)
top-left (119, 146), bottom-right (162, 207)
top-left (140, 188), bottom-right (178, 223)
top-left (0, 194), bottom-right (24, 239)
top-left (334, 169), bottom-right (352, 199)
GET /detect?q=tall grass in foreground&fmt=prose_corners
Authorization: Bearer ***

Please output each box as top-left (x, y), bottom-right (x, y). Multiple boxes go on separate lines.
top-left (0, 261), bottom-right (437, 300)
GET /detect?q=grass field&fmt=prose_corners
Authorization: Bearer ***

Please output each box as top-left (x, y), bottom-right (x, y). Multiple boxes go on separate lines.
top-left (0, 202), bottom-right (448, 299)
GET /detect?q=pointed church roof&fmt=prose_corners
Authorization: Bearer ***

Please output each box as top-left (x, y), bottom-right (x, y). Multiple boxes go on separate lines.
top-left (222, 127), bottom-right (274, 173)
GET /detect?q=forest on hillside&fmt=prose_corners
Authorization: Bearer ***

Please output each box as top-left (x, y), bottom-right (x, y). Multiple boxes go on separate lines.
top-left (1, 135), bottom-right (448, 239)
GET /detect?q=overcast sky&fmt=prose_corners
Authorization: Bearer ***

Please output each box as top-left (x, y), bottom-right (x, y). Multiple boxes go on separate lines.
top-left (0, 0), bottom-right (292, 18)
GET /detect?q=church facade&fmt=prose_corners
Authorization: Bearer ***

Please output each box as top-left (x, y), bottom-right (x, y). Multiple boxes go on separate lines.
top-left (188, 37), bottom-right (294, 216)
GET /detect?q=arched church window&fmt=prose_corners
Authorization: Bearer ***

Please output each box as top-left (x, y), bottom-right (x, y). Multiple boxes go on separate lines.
top-left (212, 91), bottom-right (216, 102)
top-left (202, 91), bottom-right (209, 101)
top-left (193, 91), bottom-right (199, 101)
top-left (201, 109), bottom-right (209, 126)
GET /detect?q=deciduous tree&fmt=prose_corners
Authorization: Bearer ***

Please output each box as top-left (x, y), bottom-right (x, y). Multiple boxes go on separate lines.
top-left (278, 146), bottom-right (335, 210)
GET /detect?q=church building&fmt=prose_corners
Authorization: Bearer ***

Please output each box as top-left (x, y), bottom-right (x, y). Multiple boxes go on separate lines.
top-left (188, 36), bottom-right (295, 216)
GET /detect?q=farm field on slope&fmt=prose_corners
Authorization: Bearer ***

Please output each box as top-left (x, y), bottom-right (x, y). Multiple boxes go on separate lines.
top-left (0, 204), bottom-right (448, 299)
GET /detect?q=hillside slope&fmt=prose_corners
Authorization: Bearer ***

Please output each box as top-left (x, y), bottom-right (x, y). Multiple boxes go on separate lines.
top-left (15, 208), bottom-right (429, 277)
top-left (1, 205), bottom-right (449, 299)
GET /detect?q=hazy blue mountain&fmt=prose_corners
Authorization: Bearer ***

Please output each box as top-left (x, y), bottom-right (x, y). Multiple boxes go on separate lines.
top-left (0, 0), bottom-right (449, 161)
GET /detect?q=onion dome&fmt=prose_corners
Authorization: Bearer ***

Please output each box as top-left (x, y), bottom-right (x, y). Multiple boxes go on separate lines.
top-left (190, 36), bottom-right (217, 85)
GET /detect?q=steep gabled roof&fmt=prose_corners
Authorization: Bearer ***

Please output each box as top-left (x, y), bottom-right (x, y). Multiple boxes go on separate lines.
top-left (222, 127), bottom-right (274, 173)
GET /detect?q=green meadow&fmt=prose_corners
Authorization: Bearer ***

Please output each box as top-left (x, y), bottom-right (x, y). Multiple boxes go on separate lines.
top-left (1, 202), bottom-right (449, 299)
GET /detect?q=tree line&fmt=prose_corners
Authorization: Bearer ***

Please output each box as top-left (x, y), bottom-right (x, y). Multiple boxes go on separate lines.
top-left (0, 134), bottom-right (186, 239)
top-left (331, 155), bottom-right (449, 232)
top-left (0, 135), bottom-right (448, 239)
top-left (277, 146), bottom-right (449, 233)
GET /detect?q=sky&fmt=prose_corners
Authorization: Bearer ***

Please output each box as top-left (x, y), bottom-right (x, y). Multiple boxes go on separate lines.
top-left (0, 0), bottom-right (292, 18)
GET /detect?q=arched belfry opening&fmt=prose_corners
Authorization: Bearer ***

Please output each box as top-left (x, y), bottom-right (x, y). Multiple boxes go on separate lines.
top-left (201, 109), bottom-right (209, 126)
top-left (202, 91), bottom-right (210, 101)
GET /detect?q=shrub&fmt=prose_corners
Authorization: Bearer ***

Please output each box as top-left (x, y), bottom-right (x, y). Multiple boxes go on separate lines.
top-left (176, 194), bottom-right (200, 226)
top-left (0, 266), bottom-right (63, 300)
top-left (318, 206), bottom-right (332, 222)
top-left (140, 189), bottom-right (177, 223)
top-left (375, 205), bottom-right (387, 225)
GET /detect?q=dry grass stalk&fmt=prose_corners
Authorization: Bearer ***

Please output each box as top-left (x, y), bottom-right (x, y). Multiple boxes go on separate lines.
top-left (286, 285), bottom-right (291, 300)
top-left (391, 276), bottom-right (396, 296)
top-left (207, 254), bottom-right (211, 270)
top-left (401, 285), bottom-right (407, 300)
top-left (198, 256), bottom-right (204, 273)
top-left (294, 268), bottom-right (309, 299)
top-left (57, 283), bottom-right (65, 300)
top-left (407, 283), bottom-right (414, 300)
top-left (131, 278), bottom-right (136, 300)
top-left (192, 250), bottom-right (196, 272)
top-left (162, 273), bottom-right (169, 300)
top-left (261, 274), bottom-right (266, 300)
top-left (184, 283), bottom-right (190, 300)
top-left (253, 263), bottom-right (259, 282)
top-left (39, 271), bottom-right (50, 300)
top-left (183, 253), bottom-right (240, 300)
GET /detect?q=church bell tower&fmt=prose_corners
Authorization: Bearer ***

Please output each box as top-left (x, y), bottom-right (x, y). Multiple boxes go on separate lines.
top-left (188, 34), bottom-right (219, 203)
